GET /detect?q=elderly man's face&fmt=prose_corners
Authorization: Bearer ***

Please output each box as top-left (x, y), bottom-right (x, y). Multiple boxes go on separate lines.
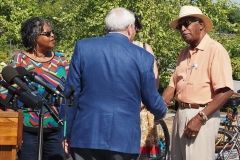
top-left (177, 16), bottom-right (204, 46)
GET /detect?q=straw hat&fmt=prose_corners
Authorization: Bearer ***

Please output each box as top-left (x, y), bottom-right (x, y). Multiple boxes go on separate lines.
top-left (170, 5), bottom-right (213, 32)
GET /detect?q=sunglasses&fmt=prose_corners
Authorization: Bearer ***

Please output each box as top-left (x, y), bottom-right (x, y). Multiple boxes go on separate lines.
top-left (39, 30), bottom-right (54, 37)
top-left (176, 20), bottom-right (199, 30)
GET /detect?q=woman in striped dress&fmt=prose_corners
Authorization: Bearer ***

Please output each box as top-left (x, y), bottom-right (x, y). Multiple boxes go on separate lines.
top-left (12, 17), bottom-right (69, 160)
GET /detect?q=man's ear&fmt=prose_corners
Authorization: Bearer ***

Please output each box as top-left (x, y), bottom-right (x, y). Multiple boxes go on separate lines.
top-left (127, 25), bottom-right (131, 36)
top-left (127, 24), bottom-right (135, 41)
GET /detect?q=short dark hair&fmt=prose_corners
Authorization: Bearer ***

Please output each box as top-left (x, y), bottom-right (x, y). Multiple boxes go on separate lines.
top-left (21, 17), bottom-right (52, 49)
top-left (134, 15), bottom-right (142, 31)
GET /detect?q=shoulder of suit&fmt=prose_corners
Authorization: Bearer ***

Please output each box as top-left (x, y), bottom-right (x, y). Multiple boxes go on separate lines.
top-left (134, 46), bottom-right (155, 61)
top-left (77, 36), bottom-right (106, 45)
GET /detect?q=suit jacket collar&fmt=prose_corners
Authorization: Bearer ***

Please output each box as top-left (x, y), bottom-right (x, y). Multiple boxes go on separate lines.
top-left (106, 32), bottom-right (130, 41)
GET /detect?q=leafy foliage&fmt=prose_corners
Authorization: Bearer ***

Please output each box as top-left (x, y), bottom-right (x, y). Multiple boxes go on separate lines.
top-left (0, 0), bottom-right (239, 87)
top-left (231, 57), bottom-right (240, 80)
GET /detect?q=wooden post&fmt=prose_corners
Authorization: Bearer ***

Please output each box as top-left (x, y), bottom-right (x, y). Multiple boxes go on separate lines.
top-left (0, 110), bottom-right (23, 160)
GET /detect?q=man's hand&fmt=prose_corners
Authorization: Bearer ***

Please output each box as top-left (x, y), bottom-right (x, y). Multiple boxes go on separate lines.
top-left (183, 114), bottom-right (203, 139)
top-left (162, 86), bottom-right (175, 106)
top-left (62, 139), bottom-right (70, 155)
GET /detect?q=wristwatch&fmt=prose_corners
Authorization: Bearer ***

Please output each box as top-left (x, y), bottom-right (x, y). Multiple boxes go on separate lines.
top-left (198, 111), bottom-right (208, 124)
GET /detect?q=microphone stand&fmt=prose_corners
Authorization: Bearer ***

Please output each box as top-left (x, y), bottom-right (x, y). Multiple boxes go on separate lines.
top-left (37, 103), bottom-right (44, 160)
top-left (32, 94), bottom-right (63, 160)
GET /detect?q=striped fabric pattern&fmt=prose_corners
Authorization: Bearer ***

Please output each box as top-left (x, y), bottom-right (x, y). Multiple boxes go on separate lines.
top-left (11, 51), bottom-right (69, 129)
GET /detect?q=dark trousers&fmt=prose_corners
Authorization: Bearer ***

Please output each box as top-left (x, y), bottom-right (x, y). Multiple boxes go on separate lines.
top-left (70, 148), bottom-right (139, 160)
top-left (18, 131), bottom-right (64, 160)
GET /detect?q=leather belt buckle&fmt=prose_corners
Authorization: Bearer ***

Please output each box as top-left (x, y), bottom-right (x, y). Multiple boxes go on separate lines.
top-left (179, 102), bottom-right (205, 109)
top-left (180, 102), bottom-right (191, 109)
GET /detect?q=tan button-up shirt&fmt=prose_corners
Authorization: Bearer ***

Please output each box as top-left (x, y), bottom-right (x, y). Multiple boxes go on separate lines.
top-left (169, 34), bottom-right (233, 104)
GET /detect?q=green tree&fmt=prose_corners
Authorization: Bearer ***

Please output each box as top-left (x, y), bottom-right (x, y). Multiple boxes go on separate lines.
top-left (0, 0), bottom-right (239, 85)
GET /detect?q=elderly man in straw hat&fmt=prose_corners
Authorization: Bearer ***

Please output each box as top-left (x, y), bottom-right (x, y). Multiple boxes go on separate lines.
top-left (162, 5), bottom-right (234, 160)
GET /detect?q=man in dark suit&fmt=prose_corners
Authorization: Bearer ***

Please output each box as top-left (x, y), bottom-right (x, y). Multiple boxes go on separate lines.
top-left (64, 7), bottom-right (167, 160)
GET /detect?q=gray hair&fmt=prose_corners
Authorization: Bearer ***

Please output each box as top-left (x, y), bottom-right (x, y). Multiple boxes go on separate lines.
top-left (105, 7), bottom-right (135, 32)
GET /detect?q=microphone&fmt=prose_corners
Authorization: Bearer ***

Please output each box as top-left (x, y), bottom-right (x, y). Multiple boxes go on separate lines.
top-left (15, 66), bottom-right (36, 91)
top-left (0, 97), bottom-right (9, 110)
top-left (16, 66), bottom-right (64, 98)
top-left (2, 66), bottom-right (32, 93)
top-left (15, 66), bottom-right (31, 79)
top-left (0, 80), bottom-right (42, 108)
top-left (0, 84), bottom-right (11, 109)
top-left (1, 73), bottom-right (63, 124)
top-left (0, 79), bottom-right (18, 108)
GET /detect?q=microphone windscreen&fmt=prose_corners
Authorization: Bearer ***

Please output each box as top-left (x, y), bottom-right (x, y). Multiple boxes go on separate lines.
top-left (16, 66), bottom-right (29, 77)
top-left (2, 66), bottom-right (19, 84)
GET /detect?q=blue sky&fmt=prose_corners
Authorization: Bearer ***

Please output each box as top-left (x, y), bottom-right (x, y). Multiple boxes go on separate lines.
top-left (231, 0), bottom-right (240, 4)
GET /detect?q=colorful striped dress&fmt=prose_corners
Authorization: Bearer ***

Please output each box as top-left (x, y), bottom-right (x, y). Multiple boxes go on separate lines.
top-left (10, 51), bottom-right (69, 132)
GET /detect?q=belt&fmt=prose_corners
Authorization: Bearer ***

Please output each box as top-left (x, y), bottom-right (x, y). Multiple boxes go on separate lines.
top-left (179, 102), bottom-right (206, 109)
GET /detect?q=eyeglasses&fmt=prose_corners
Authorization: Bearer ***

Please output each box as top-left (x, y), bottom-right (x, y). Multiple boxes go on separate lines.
top-left (176, 20), bottom-right (199, 30)
top-left (39, 30), bottom-right (54, 37)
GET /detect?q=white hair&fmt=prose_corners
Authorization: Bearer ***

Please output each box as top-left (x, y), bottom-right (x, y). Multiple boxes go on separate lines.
top-left (105, 7), bottom-right (135, 32)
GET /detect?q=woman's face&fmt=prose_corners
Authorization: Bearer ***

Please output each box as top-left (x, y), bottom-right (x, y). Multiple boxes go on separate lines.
top-left (36, 23), bottom-right (55, 51)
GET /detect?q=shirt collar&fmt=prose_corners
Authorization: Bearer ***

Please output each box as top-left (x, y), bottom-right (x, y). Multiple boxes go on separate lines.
top-left (105, 32), bottom-right (130, 42)
top-left (195, 33), bottom-right (210, 51)
top-left (108, 32), bottom-right (129, 39)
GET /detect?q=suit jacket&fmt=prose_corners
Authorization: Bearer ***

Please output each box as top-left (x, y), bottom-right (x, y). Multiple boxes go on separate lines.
top-left (64, 33), bottom-right (167, 154)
